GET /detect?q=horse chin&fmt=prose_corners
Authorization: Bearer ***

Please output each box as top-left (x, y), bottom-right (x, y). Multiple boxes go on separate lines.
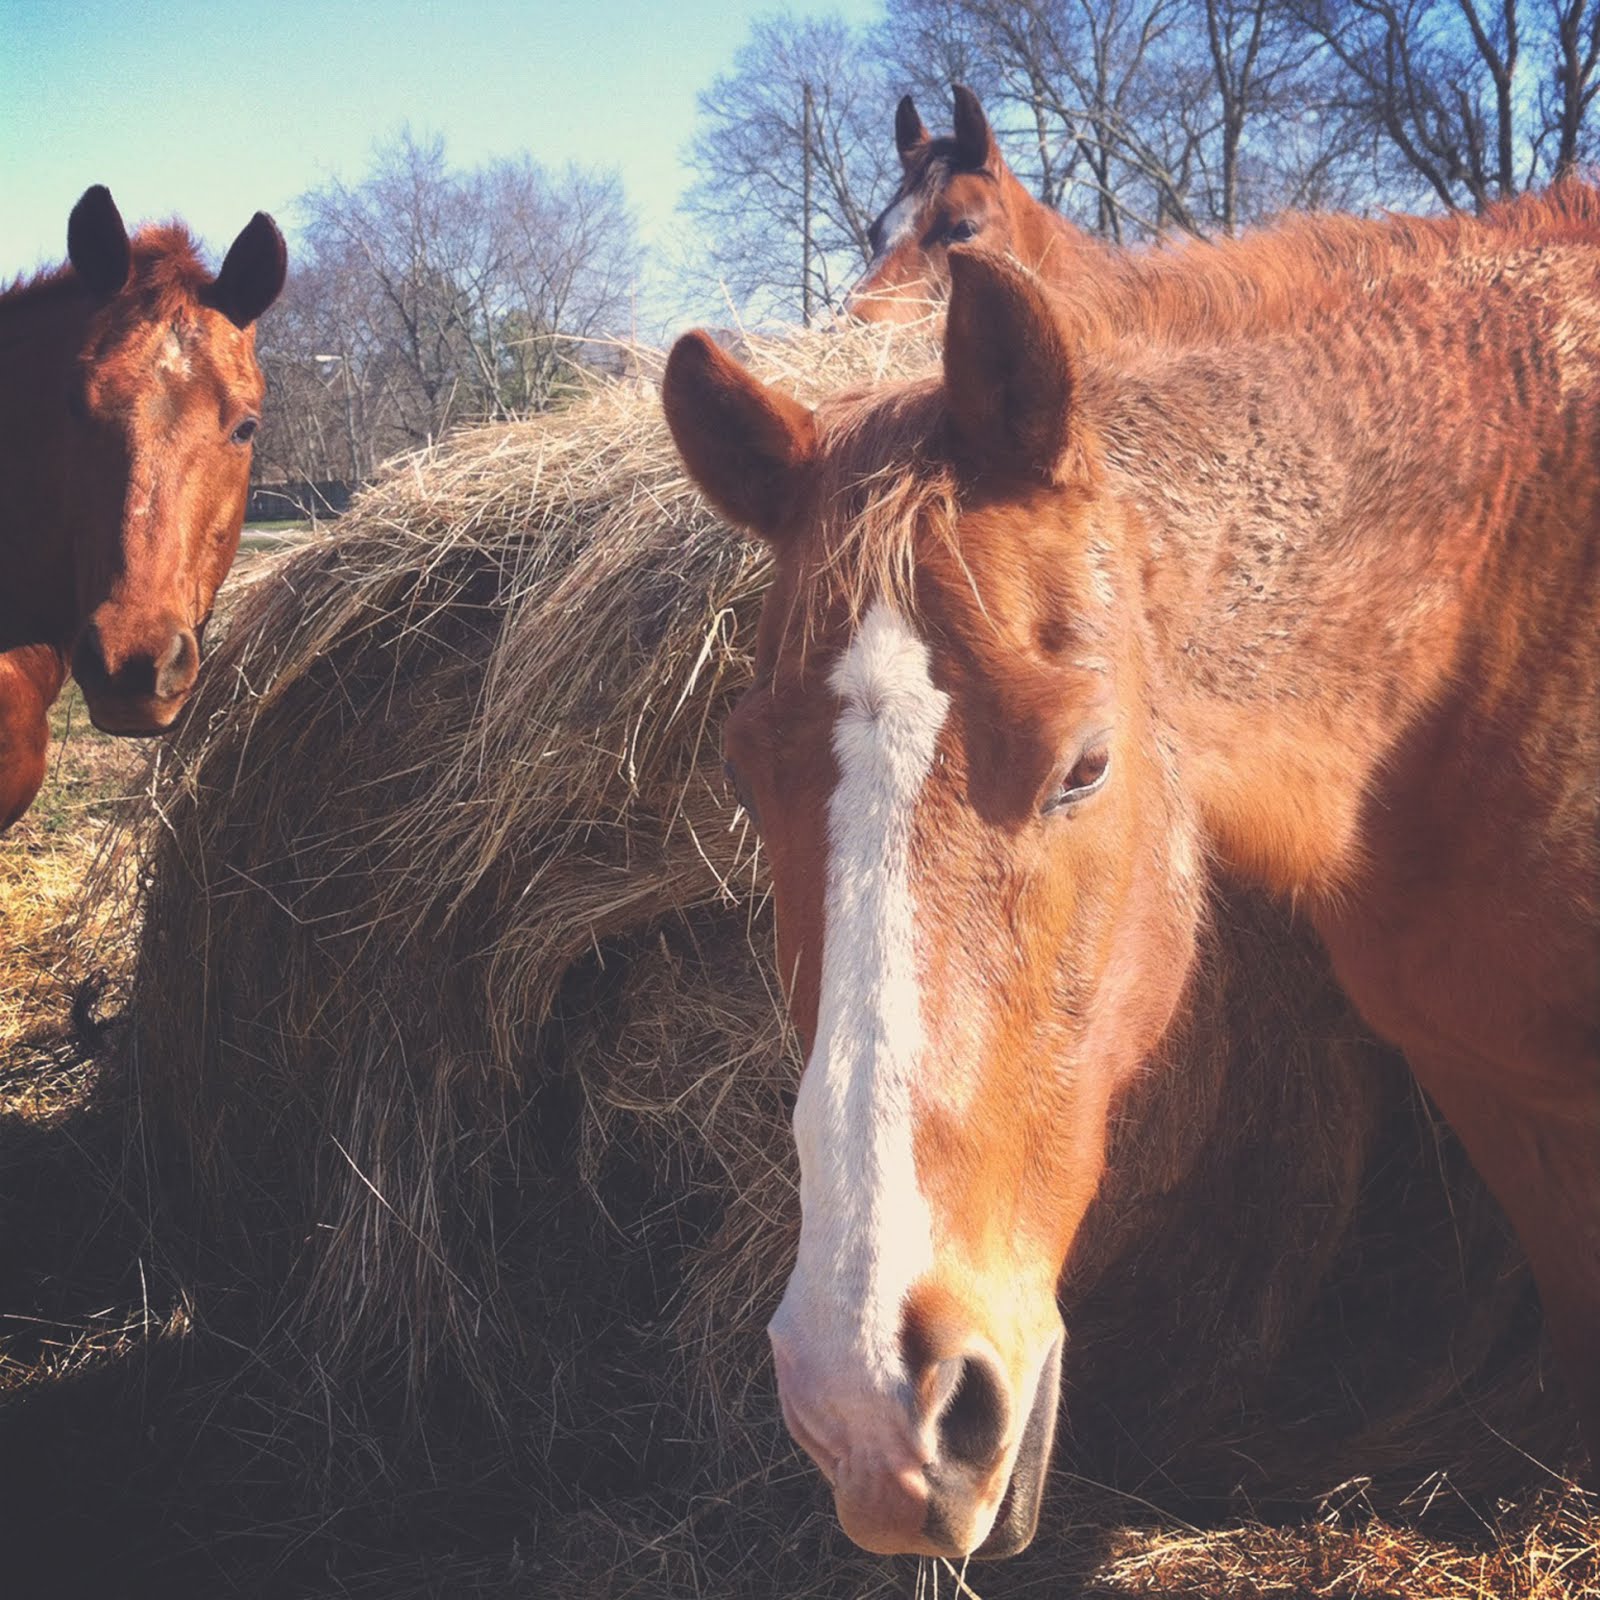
top-left (971, 1332), bottom-right (1064, 1560)
top-left (83, 690), bottom-right (188, 738)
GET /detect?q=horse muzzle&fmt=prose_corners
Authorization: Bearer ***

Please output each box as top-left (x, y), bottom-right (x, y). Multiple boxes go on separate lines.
top-left (844, 278), bottom-right (946, 327)
top-left (769, 1318), bottom-right (1064, 1559)
top-left (72, 613), bottom-right (200, 735)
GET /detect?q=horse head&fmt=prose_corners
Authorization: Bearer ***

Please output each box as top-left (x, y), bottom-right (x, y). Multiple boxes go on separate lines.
top-left (63, 185), bottom-right (285, 734)
top-left (848, 86), bottom-right (1095, 326)
top-left (664, 251), bottom-right (1203, 1556)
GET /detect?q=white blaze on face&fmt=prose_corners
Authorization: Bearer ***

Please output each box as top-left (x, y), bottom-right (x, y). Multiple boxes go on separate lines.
top-left (867, 190), bottom-right (922, 273)
top-left (772, 601), bottom-right (949, 1404)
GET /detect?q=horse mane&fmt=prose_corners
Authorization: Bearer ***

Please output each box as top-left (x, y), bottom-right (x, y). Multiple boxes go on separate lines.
top-left (793, 180), bottom-right (1600, 627)
top-left (1051, 179), bottom-right (1600, 353)
top-left (1, 222), bottom-right (212, 315)
top-left (902, 138), bottom-right (986, 193)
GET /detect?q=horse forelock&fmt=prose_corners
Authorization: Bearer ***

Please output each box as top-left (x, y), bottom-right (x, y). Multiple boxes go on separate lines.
top-left (780, 375), bottom-right (1106, 668)
top-left (781, 378), bottom-right (960, 633)
top-left (123, 224), bottom-right (214, 315)
top-left (2, 221), bottom-right (212, 315)
top-left (915, 135), bottom-right (996, 182)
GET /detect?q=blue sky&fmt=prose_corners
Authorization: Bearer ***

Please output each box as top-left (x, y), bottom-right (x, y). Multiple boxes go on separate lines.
top-left (2, 0), bottom-right (882, 302)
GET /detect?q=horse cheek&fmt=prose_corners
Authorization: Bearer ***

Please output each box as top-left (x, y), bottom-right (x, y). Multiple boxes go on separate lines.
top-left (192, 453), bottom-right (252, 621)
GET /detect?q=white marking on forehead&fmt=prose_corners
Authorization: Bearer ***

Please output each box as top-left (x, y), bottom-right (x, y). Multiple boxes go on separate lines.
top-left (156, 326), bottom-right (190, 379)
top-left (773, 601), bottom-right (949, 1399)
top-left (868, 191), bottom-right (922, 270)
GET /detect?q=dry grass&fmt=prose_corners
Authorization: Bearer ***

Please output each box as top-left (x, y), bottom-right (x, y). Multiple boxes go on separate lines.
top-left (0, 329), bottom-right (1593, 1596)
top-left (0, 686), bottom-right (141, 1102)
top-left (0, 537), bottom-right (293, 1091)
top-left (1070, 1494), bottom-right (1600, 1599)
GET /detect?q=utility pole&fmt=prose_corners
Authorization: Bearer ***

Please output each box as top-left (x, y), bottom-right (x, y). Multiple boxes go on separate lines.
top-left (802, 80), bottom-right (815, 328)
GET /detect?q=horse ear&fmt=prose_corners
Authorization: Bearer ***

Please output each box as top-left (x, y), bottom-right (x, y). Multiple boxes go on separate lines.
top-left (896, 95), bottom-right (930, 164)
top-left (67, 186), bottom-right (131, 297)
top-left (943, 248), bottom-right (1076, 482)
top-left (208, 212), bottom-right (287, 329)
top-left (951, 84), bottom-right (998, 170)
top-left (663, 331), bottom-right (816, 540)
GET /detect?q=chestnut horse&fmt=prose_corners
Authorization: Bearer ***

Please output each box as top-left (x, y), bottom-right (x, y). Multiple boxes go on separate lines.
top-left (0, 186), bottom-right (285, 831)
top-left (848, 85), bottom-right (1105, 323)
top-left (664, 190), bottom-right (1600, 1557)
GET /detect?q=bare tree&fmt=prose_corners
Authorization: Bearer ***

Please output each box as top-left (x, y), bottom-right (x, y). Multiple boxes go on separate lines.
top-left (255, 250), bottom-right (389, 487)
top-left (681, 13), bottom-right (897, 323)
top-left (1206, 0), bottom-right (1274, 229)
top-left (297, 131), bottom-right (485, 449)
top-left (469, 159), bottom-right (641, 413)
top-left (1539, 0), bottom-right (1600, 173)
top-left (879, 0), bottom-right (1376, 240)
top-left (1291, 0), bottom-right (1600, 207)
top-left (257, 130), bottom-right (641, 494)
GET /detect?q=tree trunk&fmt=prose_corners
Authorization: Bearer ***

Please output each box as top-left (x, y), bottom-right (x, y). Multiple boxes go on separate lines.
top-left (802, 81), bottom-right (816, 328)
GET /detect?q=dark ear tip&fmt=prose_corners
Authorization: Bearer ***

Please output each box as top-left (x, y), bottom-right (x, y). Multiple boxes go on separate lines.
top-left (950, 84), bottom-right (993, 159)
top-left (663, 330), bottom-right (723, 408)
top-left (68, 184), bottom-right (130, 294)
top-left (211, 209), bottom-right (288, 325)
top-left (665, 328), bottom-right (715, 373)
top-left (244, 211), bottom-right (288, 272)
top-left (896, 94), bottom-right (929, 156)
top-left (68, 185), bottom-right (122, 241)
top-left (946, 244), bottom-right (995, 290)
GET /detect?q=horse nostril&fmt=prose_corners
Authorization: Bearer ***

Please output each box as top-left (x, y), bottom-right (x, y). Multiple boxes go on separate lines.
top-left (154, 629), bottom-right (198, 699)
top-left (72, 618), bottom-right (196, 704)
top-left (936, 1353), bottom-right (1009, 1469)
top-left (71, 625), bottom-right (110, 693)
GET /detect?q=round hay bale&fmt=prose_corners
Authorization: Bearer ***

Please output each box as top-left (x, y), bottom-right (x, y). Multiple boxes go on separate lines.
top-left (114, 328), bottom-right (1578, 1583)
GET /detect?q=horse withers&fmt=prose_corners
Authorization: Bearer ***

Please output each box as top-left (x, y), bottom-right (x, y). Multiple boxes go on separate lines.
top-left (847, 84), bottom-right (1104, 323)
top-left (0, 185), bottom-right (285, 831)
top-left (664, 196), bottom-right (1600, 1556)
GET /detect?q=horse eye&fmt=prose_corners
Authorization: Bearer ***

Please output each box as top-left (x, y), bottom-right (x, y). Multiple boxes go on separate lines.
top-left (231, 417), bottom-right (259, 445)
top-left (947, 218), bottom-right (981, 243)
top-left (1043, 743), bottom-right (1111, 815)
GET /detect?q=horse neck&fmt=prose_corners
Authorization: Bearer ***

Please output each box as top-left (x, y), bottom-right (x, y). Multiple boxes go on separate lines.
top-left (1007, 172), bottom-right (1105, 284)
top-left (1095, 251), bottom-right (1595, 896)
top-left (0, 278), bottom-right (90, 641)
